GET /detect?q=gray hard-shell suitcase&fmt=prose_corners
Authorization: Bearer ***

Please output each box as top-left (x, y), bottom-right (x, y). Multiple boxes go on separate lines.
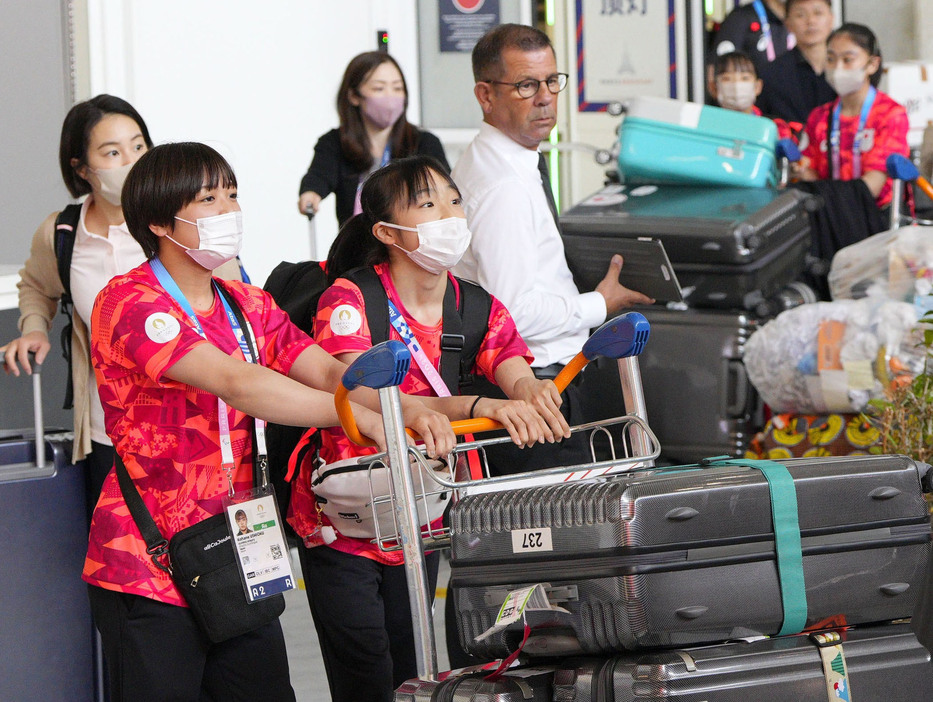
top-left (551, 623), bottom-right (933, 701)
top-left (394, 666), bottom-right (554, 701)
top-left (0, 368), bottom-right (99, 701)
top-left (448, 455), bottom-right (932, 659)
top-left (638, 306), bottom-right (762, 464)
top-left (560, 185), bottom-right (812, 310)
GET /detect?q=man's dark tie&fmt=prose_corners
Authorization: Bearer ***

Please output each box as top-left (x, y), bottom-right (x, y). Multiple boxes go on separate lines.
top-left (538, 151), bottom-right (561, 233)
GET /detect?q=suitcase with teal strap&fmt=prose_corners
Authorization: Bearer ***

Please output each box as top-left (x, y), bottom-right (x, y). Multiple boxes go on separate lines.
top-left (447, 455), bottom-right (932, 659)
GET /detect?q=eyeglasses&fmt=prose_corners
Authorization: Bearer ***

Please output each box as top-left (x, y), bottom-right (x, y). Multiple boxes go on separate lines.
top-left (481, 73), bottom-right (568, 99)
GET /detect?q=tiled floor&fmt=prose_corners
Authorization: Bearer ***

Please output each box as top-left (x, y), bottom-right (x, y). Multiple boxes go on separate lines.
top-left (280, 549), bottom-right (451, 701)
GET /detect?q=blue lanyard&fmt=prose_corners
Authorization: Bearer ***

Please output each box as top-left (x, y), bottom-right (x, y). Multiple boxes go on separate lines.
top-left (148, 258), bottom-right (265, 490)
top-left (752, 0), bottom-right (776, 62)
top-left (830, 85), bottom-right (876, 180)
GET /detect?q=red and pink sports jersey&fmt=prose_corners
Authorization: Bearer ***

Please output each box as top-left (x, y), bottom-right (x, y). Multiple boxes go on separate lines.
top-left (84, 263), bottom-right (314, 606)
top-left (802, 90), bottom-right (909, 207)
top-left (290, 263), bottom-right (532, 564)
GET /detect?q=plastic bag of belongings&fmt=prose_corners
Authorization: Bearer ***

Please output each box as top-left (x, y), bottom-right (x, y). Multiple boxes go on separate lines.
top-left (743, 297), bottom-right (924, 414)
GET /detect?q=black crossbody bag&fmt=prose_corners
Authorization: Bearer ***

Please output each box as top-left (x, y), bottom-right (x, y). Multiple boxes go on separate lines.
top-left (114, 285), bottom-right (285, 642)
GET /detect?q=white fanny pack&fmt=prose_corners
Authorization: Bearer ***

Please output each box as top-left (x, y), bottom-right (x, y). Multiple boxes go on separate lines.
top-left (310, 453), bottom-right (452, 540)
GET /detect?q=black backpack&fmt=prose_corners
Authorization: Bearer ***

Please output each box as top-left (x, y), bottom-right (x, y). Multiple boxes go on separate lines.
top-left (53, 204), bottom-right (82, 410)
top-left (262, 260), bottom-right (492, 523)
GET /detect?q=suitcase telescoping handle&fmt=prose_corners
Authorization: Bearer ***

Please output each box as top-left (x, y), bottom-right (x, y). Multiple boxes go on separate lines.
top-left (1, 352), bottom-right (54, 482)
top-left (334, 311), bottom-right (651, 447)
top-left (337, 340), bottom-right (439, 681)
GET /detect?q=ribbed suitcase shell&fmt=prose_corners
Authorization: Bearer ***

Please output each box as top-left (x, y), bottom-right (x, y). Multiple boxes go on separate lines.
top-left (449, 455), bottom-right (931, 658)
top-left (551, 623), bottom-right (933, 701)
top-left (616, 97), bottom-right (778, 188)
top-left (394, 666), bottom-right (554, 701)
top-left (560, 186), bottom-right (811, 310)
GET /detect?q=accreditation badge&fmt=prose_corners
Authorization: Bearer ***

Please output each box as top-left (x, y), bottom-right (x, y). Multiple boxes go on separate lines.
top-left (224, 486), bottom-right (296, 602)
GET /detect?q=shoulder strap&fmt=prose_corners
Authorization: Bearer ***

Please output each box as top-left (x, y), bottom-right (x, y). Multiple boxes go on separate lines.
top-left (54, 204), bottom-right (81, 410)
top-left (450, 277), bottom-right (493, 393)
top-left (54, 204), bottom-right (81, 303)
top-left (340, 268), bottom-right (491, 394)
top-left (344, 266), bottom-right (389, 344)
top-left (114, 454), bottom-right (171, 573)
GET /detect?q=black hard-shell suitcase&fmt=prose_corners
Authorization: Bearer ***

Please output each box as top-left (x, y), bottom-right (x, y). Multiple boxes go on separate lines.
top-left (638, 306), bottom-right (762, 463)
top-left (0, 370), bottom-right (99, 701)
top-left (448, 455), bottom-right (932, 659)
top-left (394, 666), bottom-right (554, 701)
top-left (559, 185), bottom-right (812, 310)
top-left (551, 623), bottom-right (933, 701)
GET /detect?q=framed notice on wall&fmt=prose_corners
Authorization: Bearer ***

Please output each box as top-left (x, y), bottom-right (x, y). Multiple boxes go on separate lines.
top-left (576, 0), bottom-right (678, 111)
top-left (439, 0), bottom-right (501, 53)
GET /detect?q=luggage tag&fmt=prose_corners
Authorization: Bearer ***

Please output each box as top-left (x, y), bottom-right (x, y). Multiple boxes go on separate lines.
top-left (224, 486), bottom-right (297, 602)
top-left (810, 631), bottom-right (852, 702)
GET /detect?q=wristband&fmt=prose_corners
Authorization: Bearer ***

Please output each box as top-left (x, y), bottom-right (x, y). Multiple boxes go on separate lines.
top-left (469, 396), bottom-right (482, 419)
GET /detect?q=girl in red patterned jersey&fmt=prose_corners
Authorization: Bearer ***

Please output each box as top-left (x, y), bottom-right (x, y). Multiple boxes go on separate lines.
top-left (797, 23), bottom-right (909, 208)
top-left (290, 155), bottom-right (570, 702)
top-left (85, 143), bottom-right (457, 702)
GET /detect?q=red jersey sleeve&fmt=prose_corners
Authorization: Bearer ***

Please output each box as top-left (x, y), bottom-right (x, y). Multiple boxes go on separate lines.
top-left (91, 275), bottom-right (208, 385)
top-left (474, 295), bottom-right (534, 381)
top-left (313, 278), bottom-right (373, 356)
top-left (861, 93), bottom-right (910, 176)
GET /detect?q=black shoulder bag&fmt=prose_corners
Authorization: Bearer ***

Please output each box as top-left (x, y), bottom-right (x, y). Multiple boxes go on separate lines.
top-left (114, 285), bottom-right (285, 642)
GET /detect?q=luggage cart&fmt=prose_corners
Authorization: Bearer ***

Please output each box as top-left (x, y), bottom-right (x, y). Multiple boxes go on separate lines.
top-left (332, 312), bottom-right (658, 681)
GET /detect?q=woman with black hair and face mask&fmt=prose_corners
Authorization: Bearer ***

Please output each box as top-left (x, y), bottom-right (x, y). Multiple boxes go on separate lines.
top-left (796, 23), bottom-right (910, 209)
top-left (1, 96), bottom-right (244, 516)
top-left (297, 51), bottom-right (449, 225)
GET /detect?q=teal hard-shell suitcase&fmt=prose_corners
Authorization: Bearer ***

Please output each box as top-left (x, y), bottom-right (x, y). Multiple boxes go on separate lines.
top-left (617, 96), bottom-right (779, 188)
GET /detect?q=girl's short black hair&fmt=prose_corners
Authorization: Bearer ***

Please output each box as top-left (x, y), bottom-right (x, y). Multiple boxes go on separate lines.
top-left (326, 155), bottom-right (458, 284)
top-left (121, 142), bottom-right (237, 259)
top-left (59, 94), bottom-right (153, 199)
top-left (829, 23), bottom-right (883, 87)
top-left (713, 51), bottom-right (758, 79)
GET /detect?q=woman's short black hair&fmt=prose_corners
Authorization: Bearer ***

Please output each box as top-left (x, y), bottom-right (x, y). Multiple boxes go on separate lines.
top-left (121, 142), bottom-right (237, 259)
top-left (326, 155), bottom-right (458, 284)
top-left (58, 94), bottom-right (153, 199)
top-left (829, 23), bottom-right (883, 87)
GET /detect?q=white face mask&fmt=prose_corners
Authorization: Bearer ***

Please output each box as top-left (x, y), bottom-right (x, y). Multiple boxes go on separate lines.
top-left (91, 162), bottom-right (134, 206)
top-left (379, 217), bottom-right (472, 275)
top-left (825, 66), bottom-right (867, 96)
top-left (169, 210), bottom-right (244, 269)
top-left (716, 81), bottom-right (758, 112)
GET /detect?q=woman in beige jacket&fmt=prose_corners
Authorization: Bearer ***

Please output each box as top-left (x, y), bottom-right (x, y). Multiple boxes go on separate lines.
top-left (1, 95), bottom-right (240, 515)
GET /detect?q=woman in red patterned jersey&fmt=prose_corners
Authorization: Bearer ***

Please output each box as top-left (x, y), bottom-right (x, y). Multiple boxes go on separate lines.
top-left (84, 143), bottom-right (456, 701)
top-left (289, 155), bottom-right (570, 702)
top-left (797, 23), bottom-right (909, 208)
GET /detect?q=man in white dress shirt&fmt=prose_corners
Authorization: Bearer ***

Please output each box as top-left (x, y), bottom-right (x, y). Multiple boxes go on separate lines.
top-left (452, 23), bottom-right (651, 374)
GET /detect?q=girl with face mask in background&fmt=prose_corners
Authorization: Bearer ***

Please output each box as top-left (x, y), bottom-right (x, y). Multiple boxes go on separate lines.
top-left (711, 51), bottom-right (764, 115)
top-left (797, 23), bottom-right (909, 208)
top-left (297, 52), bottom-right (450, 224)
top-left (86, 143), bottom-right (456, 701)
top-left (290, 155), bottom-right (569, 702)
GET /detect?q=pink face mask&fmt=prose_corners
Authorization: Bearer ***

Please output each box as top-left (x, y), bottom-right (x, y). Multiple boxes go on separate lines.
top-left (360, 94), bottom-right (406, 129)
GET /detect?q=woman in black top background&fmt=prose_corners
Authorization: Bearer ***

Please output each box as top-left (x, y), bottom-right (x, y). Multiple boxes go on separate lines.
top-left (297, 52), bottom-right (449, 225)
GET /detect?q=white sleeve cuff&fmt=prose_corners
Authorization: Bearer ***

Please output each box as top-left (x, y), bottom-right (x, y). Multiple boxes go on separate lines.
top-left (578, 291), bottom-right (607, 329)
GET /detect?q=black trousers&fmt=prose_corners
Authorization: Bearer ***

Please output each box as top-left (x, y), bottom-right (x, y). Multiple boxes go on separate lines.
top-left (88, 585), bottom-right (295, 702)
top-left (298, 544), bottom-right (440, 702)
